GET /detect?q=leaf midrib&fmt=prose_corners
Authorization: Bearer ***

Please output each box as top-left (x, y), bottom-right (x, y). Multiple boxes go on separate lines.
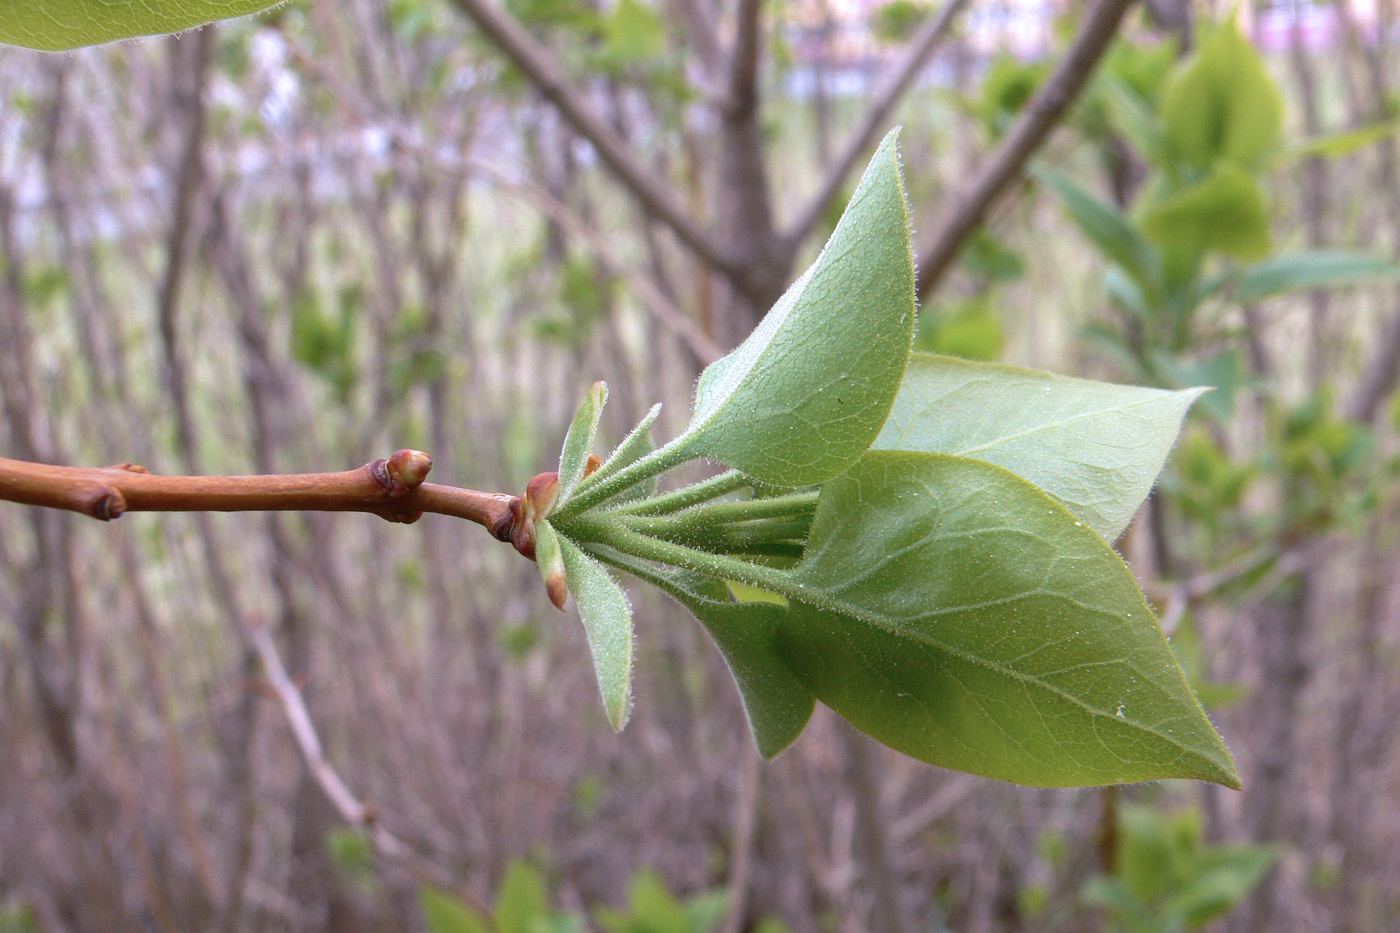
top-left (795, 586), bottom-right (1225, 772)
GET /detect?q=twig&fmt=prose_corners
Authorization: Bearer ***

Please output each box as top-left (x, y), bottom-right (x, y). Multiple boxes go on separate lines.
top-left (727, 0), bottom-right (764, 117)
top-left (0, 451), bottom-right (519, 540)
top-left (248, 624), bottom-right (492, 915)
top-left (915, 0), bottom-right (1136, 299)
top-left (448, 0), bottom-right (738, 276)
top-left (470, 160), bottom-right (723, 365)
top-left (787, 0), bottom-right (972, 244)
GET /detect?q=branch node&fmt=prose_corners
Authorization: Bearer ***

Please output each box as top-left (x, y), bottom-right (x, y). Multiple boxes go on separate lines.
top-left (81, 485), bottom-right (127, 521)
top-left (111, 462), bottom-right (150, 474)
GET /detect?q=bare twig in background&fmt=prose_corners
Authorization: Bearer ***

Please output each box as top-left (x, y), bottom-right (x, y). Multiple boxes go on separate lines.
top-left (788, 0), bottom-right (973, 244)
top-left (249, 624), bottom-right (491, 915)
top-left (915, 0), bottom-right (1137, 299)
top-left (448, 0), bottom-right (736, 275)
top-left (471, 160), bottom-right (723, 365)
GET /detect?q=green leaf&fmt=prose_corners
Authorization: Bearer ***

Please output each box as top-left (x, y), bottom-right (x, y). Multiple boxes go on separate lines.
top-left (557, 382), bottom-right (608, 506)
top-left (577, 403), bottom-right (661, 504)
top-left (557, 535), bottom-right (634, 731)
top-left (777, 451), bottom-right (1240, 788)
top-left (1289, 116), bottom-right (1400, 160)
top-left (1231, 251), bottom-right (1400, 305)
top-left (1097, 73), bottom-right (1171, 167)
top-left (496, 861), bottom-right (550, 933)
top-left (599, 0), bottom-right (666, 66)
top-left (675, 129), bottom-right (915, 487)
top-left (1139, 165), bottom-right (1271, 261)
top-left (588, 551), bottom-right (813, 759)
top-left (913, 299), bottom-right (1004, 362)
top-left (1033, 166), bottom-right (1162, 303)
top-left (1159, 21), bottom-right (1283, 172)
top-left (874, 354), bottom-right (1203, 542)
top-left (0, 0), bottom-right (283, 50)
top-left (421, 886), bottom-right (491, 933)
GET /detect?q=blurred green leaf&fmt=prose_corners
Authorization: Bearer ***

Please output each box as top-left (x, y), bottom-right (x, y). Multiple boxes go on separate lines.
top-left (0, 0), bottom-right (282, 49)
top-left (1034, 166), bottom-right (1162, 303)
top-left (596, 869), bottom-right (727, 933)
top-left (1159, 21), bottom-right (1283, 173)
top-left (1231, 251), bottom-right (1400, 304)
top-left (872, 0), bottom-right (932, 42)
top-left (1096, 73), bottom-right (1170, 166)
top-left (1139, 165), bottom-right (1271, 261)
top-left (598, 0), bottom-right (666, 66)
top-left (1088, 805), bottom-right (1276, 932)
top-left (777, 451), bottom-right (1241, 788)
top-left (913, 300), bottom-right (1004, 362)
top-left (496, 861), bottom-right (551, 933)
top-left (421, 886), bottom-right (491, 933)
top-left (978, 54), bottom-right (1050, 137)
top-left (1289, 116), bottom-right (1400, 160)
top-left (675, 130), bottom-right (915, 487)
top-left (875, 354), bottom-right (1202, 541)
top-left (557, 535), bottom-right (634, 731)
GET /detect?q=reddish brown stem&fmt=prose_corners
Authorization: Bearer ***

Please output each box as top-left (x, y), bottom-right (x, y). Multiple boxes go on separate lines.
top-left (0, 451), bottom-right (519, 541)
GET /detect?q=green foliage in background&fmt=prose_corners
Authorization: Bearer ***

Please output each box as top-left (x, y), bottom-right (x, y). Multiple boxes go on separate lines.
top-left (1083, 805), bottom-right (1275, 932)
top-left (0, 0), bottom-right (283, 50)
top-left (1041, 20), bottom-right (1399, 393)
top-left (420, 863), bottom-right (749, 933)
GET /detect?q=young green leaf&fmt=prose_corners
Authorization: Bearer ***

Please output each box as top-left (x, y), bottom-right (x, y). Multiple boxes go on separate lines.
top-left (557, 535), bottom-right (634, 731)
top-left (777, 451), bottom-right (1240, 788)
top-left (576, 403), bottom-right (662, 505)
top-left (673, 129), bottom-right (916, 487)
top-left (875, 354), bottom-right (1204, 541)
top-left (0, 0), bottom-right (281, 50)
top-left (1231, 251), bottom-right (1400, 305)
top-left (556, 382), bottom-right (608, 507)
top-left (582, 548), bottom-right (813, 759)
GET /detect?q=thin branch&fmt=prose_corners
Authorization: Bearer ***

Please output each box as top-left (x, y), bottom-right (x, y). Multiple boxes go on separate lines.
top-left (915, 0), bottom-right (1136, 300)
top-left (0, 452), bottom-right (519, 540)
top-left (788, 0), bottom-right (972, 244)
top-left (470, 160), bottom-right (723, 365)
top-left (673, 0), bottom-right (724, 77)
top-left (727, 0), bottom-right (764, 116)
top-left (448, 0), bottom-right (737, 276)
top-left (249, 625), bottom-right (491, 915)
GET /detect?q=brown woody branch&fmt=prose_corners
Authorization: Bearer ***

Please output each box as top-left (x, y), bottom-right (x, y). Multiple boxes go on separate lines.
top-left (0, 450), bottom-right (519, 541)
top-left (915, 0), bottom-right (1136, 299)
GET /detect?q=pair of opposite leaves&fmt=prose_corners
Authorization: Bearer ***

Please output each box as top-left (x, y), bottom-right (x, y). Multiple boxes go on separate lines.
top-left (534, 132), bottom-right (1238, 791)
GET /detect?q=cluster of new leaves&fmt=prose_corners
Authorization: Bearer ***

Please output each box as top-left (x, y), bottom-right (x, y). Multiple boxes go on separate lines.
top-left (1039, 21), bottom-right (1397, 380)
top-left (531, 133), bottom-right (1239, 789)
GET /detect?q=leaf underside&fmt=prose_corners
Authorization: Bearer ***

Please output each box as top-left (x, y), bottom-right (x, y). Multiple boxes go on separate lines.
top-left (556, 536), bottom-right (634, 732)
top-left (778, 451), bottom-right (1240, 788)
top-left (875, 353), bottom-right (1204, 542)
